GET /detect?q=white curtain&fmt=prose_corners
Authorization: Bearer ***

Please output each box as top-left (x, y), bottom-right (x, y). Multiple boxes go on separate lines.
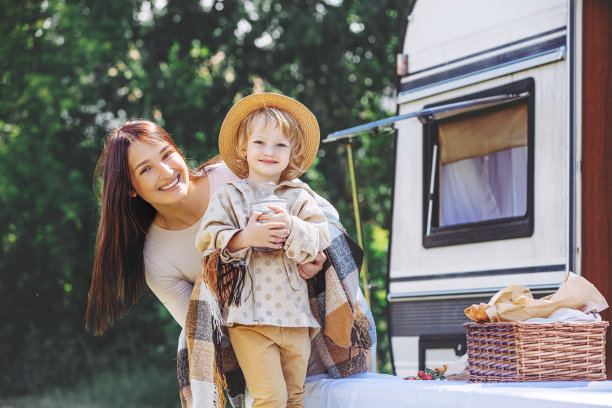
top-left (440, 146), bottom-right (527, 226)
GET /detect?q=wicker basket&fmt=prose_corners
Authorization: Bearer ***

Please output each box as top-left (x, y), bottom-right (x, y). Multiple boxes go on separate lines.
top-left (464, 321), bottom-right (609, 382)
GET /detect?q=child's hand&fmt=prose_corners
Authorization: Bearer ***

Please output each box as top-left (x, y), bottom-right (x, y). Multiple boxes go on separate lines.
top-left (242, 211), bottom-right (289, 250)
top-left (257, 205), bottom-right (293, 233)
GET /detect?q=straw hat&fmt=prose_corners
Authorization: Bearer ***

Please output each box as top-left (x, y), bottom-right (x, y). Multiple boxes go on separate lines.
top-left (218, 93), bottom-right (320, 179)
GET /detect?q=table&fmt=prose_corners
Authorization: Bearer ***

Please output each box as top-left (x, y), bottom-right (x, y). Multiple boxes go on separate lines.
top-left (304, 373), bottom-right (612, 408)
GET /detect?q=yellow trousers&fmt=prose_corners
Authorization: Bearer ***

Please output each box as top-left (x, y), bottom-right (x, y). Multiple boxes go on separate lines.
top-left (228, 325), bottom-right (311, 408)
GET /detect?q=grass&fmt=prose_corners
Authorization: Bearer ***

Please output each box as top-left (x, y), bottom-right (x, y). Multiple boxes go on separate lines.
top-left (1, 363), bottom-right (181, 408)
top-left (0, 395), bottom-right (103, 408)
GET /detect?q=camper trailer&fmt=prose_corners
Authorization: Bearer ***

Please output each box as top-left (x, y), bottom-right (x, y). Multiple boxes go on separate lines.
top-left (387, 0), bottom-right (611, 377)
top-left (327, 0), bottom-right (611, 378)
top-left (388, 0), bottom-right (572, 376)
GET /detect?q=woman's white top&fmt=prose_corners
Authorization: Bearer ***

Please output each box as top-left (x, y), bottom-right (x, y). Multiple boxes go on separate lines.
top-left (144, 163), bottom-right (238, 327)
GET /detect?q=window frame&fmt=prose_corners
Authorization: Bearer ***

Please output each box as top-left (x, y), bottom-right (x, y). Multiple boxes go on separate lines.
top-left (422, 78), bottom-right (535, 248)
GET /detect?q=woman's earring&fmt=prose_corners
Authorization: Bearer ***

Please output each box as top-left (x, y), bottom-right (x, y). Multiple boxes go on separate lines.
top-left (129, 191), bottom-right (137, 198)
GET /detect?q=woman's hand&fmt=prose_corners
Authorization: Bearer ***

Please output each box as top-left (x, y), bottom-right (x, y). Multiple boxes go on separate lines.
top-left (297, 251), bottom-right (327, 279)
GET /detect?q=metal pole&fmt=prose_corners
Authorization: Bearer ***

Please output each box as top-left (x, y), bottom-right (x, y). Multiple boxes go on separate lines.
top-left (345, 138), bottom-right (371, 307)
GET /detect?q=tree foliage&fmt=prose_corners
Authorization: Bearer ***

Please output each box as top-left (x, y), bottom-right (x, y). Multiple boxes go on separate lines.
top-left (0, 0), bottom-right (409, 403)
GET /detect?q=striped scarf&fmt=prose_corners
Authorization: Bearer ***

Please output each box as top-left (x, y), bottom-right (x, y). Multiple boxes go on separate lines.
top-left (177, 225), bottom-right (376, 408)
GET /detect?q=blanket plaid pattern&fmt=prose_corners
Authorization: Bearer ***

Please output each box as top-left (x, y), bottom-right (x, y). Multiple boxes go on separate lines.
top-left (177, 224), bottom-right (377, 408)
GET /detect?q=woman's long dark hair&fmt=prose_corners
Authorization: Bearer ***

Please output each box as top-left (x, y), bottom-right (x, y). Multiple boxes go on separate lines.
top-left (85, 120), bottom-right (219, 335)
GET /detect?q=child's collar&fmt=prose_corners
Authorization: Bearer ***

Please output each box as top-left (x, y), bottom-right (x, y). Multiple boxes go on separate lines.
top-left (227, 178), bottom-right (309, 193)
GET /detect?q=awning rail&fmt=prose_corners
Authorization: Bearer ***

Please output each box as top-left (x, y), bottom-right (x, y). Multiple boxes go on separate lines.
top-left (323, 92), bottom-right (529, 143)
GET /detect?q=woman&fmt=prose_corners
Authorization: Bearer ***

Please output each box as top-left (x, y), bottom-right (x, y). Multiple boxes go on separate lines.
top-left (85, 120), bottom-right (332, 373)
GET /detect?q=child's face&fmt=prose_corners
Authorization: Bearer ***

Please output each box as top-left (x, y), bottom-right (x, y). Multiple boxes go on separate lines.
top-left (244, 115), bottom-right (292, 184)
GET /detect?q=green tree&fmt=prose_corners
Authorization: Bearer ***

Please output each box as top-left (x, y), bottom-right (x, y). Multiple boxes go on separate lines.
top-left (0, 0), bottom-right (409, 404)
top-left (0, 1), bottom-right (178, 404)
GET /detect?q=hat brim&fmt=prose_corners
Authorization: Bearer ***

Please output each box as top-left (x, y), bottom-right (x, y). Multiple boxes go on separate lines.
top-left (218, 93), bottom-right (320, 180)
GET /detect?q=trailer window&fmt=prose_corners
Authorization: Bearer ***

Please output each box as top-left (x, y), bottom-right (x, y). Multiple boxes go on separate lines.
top-left (423, 78), bottom-right (534, 248)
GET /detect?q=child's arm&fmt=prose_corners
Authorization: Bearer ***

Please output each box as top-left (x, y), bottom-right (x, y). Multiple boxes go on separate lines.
top-left (196, 186), bottom-right (289, 260)
top-left (267, 191), bottom-right (330, 264)
top-left (226, 213), bottom-right (289, 252)
top-left (195, 186), bottom-right (244, 261)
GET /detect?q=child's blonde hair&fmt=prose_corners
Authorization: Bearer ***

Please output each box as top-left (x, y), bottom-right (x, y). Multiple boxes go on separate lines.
top-left (235, 106), bottom-right (310, 181)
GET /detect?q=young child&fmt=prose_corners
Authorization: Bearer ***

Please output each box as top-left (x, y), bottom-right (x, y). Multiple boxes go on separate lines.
top-left (195, 93), bottom-right (330, 408)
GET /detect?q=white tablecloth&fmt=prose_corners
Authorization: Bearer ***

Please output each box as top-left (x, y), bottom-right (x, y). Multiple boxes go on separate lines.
top-left (304, 373), bottom-right (612, 408)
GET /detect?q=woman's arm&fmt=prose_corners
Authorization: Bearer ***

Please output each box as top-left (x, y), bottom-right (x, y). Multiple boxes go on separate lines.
top-left (145, 259), bottom-right (194, 328)
top-left (310, 190), bottom-right (342, 231)
top-left (297, 251), bottom-right (327, 279)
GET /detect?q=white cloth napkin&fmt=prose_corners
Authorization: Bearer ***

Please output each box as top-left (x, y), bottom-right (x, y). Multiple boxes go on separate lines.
top-left (524, 307), bottom-right (602, 323)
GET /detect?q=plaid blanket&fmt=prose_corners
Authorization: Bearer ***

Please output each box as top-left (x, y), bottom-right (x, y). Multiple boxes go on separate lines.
top-left (177, 224), bottom-right (376, 408)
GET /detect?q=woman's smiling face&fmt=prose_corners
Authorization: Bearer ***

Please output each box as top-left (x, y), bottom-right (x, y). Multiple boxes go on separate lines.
top-left (128, 140), bottom-right (190, 207)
